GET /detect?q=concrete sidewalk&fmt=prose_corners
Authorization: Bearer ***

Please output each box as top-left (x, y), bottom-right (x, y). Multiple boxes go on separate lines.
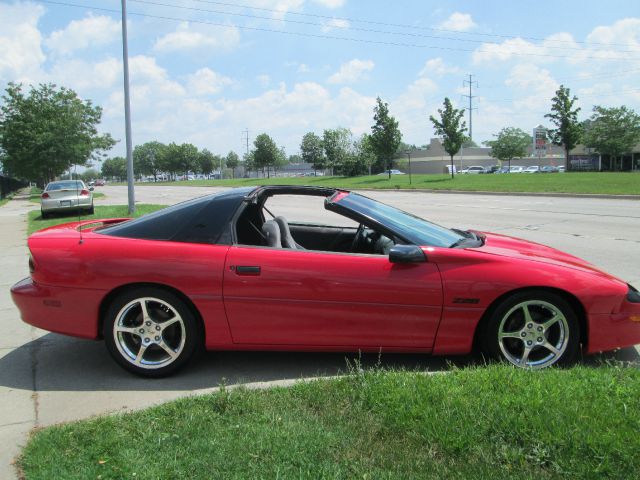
top-left (0, 192), bottom-right (41, 478)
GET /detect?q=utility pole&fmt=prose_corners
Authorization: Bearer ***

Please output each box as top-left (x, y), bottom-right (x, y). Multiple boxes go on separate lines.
top-left (120, 0), bottom-right (135, 214)
top-left (242, 128), bottom-right (249, 156)
top-left (462, 74), bottom-right (478, 142)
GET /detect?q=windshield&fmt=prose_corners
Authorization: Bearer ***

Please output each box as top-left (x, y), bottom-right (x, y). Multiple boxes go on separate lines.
top-left (46, 181), bottom-right (84, 191)
top-left (333, 193), bottom-right (464, 247)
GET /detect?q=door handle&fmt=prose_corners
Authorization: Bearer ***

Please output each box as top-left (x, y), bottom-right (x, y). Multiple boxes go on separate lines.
top-left (235, 265), bottom-right (261, 275)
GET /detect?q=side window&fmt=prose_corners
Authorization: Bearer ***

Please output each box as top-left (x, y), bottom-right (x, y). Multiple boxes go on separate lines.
top-left (263, 195), bottom-right (358, 228)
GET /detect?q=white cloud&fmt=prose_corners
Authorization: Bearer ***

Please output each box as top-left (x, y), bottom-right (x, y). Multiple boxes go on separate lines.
top-left (244, 0), bottom-right (304, 20)
top-left (50, 57), bottom-right (120, 91)
top-left (298, 63), bottom-right (310, 73)
top-left (328, 59), bottom-right (374, 84)
top-left (46, 15), bottom-right (120, 55)
top-left (0, 2), bottom-right (46, 84)
top-left (187, 68), bottom-right (233, 95)
top-left (312, 0), bottom-right (346, 8)
top-left (154, 22), bottom-right (240, 53)
top-left (321, 18), bottom-right (350, 32)
top-left (256, 74), bottom-right (271, 87)
top-left (438, 12), bottom-right (476, 32)
top-left (420, 58), bottom-right (461, 76)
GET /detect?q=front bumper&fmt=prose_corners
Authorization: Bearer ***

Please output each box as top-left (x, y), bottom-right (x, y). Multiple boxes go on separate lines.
top-left (11, 277), bottom-right (102, 339)
top-left (587, 298), bottom-right (640, 354)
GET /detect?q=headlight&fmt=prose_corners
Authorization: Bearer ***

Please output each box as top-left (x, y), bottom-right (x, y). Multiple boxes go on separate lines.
top-left (627, 284), bottom-right (640, 303)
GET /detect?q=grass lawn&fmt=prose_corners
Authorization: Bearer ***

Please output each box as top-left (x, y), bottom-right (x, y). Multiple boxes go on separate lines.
top-left (0, 197), bottom-right (9, 207)
top-left (126, 172), bottom-right (640, 195)
top-left (27, 204), bottom-right (165, 235)
top-left (19, 365), bottom-right (640, 479)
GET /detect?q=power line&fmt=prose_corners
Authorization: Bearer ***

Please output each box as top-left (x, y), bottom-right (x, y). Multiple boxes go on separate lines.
top-left (188, 0), bottom-right (640, 49)
top-left (35, 1), bottom-right (640, 61)
top-left (126, 0), bottom-right (639, 54)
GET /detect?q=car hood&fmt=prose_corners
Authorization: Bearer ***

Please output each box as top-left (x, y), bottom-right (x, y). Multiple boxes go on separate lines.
top-left (473, 231), bottom-right (622, 282)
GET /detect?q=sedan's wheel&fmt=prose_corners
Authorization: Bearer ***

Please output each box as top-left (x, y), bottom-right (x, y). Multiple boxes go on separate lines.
top-left (483, 291), bottom-right (579, 369)
top-left (104, 287), bottom-right (200, 377)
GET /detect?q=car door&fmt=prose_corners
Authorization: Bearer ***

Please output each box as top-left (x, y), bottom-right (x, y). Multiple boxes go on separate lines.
top-left (222, 246), bottom-right (443, 348)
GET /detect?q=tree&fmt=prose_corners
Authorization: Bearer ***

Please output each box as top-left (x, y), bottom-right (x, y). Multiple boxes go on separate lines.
top-left (356, 133), bottom-right (377, 176)
top-left (0, 83), bottom-right (115, 184)
top-left (300, 132), bottom-right (325, 173)
top-left (584, 105), bottom-right (640, 170)
top-left (429, 97), bottom-right (467, 178)
top-left (80, 168), bottom-right (100, 183)
top-left (323, 128), bottom-right (352, 176)
top-left (545, 85), bottom-right (582, 169)
top-left (198, 149), bottom-right (216, 177)
top-left (288, 154), bottom-right (302, 164)
top-left (252, 133), bottom-right (279, 178)
top-left (101, 157), bottom-right (126, 182)
top-left (133, 141), bottom-right (166, 182)
top-left (226, 151), bottom-right (239, 178)
top-left (484, 127), bottom-right (532, 171)
top-left (370, 97), bottom-right (402, 177)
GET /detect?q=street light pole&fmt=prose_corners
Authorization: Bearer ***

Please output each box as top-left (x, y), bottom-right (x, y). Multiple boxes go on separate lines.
top-left (405, 150), bottom-right (412, 185)
top-left (121, 0), bottom-right (135, 215)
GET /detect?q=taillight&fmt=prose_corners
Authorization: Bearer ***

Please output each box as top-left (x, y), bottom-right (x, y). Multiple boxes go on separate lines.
top-left (41, 192), bottom-right (50, 199)
top-left (80, 189), bottom-right (90, 196)
top-left (29, 255), bottom-right (35, 274)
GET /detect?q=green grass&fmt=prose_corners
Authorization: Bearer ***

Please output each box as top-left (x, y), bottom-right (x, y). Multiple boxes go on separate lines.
top-left (27, 204), bottom-right (165, 235)
top-left (129, 172), bottom-right (640, 195)
top-left (18, 365), bottom-right (640, 479)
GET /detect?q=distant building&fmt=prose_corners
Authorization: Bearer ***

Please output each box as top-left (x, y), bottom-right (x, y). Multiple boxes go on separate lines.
top-left (399, 138), bottom-right (640, 173)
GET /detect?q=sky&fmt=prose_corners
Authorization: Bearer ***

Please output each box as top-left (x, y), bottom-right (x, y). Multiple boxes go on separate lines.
top-left (1, 0), bottom-right (639, 161)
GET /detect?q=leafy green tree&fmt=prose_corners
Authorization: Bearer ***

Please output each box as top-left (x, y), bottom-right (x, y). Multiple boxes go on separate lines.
top-left (274, 146), bottom-right (288, 173)
top-left (356, 133), bottom-right (377, 176)
top-left (252, 133), bottom-right (279, 178)
top-left (430, 97), bottom-right (467, 178)
top-left (484, 127), bottom-right (532, 171)
top-left (545, 85), bottom-right (582, 169)
top-left (370, 97), bottom-right (402, 176)
top-left (288, 154), bottom-right (302, 164)
top-left (226, 151), bottom-right (239, 178)
top-left (323, 127), bottom-right (352, 176)
top-left (80, 168), bottom-right (100, 183)
top-left (584, 105), bottom-right (640, 170)
top-left (133, 141), bottom-right (166, 182)
top-left (300, 132), bottom-right (325, 173)
top-left (0, 83), bottom-right (115, 183)
top-left (101, 157), bottom-right (126, 182)
top-left (198, 149), bottom-right (216, 177)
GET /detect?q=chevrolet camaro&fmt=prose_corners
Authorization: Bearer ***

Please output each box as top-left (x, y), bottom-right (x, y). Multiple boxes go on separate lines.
top-left (11, 186), bottom-right (640, 377)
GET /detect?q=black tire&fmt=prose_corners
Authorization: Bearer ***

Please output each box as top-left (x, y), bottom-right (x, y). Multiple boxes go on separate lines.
top-left (481, 290), bottom-right (580, 369)
top-left (41, 210), bottom-right (50, 219)
top-left (87, 204), bottom-right (94, 215)
top-left (103, 287), bottom-right (201, 377)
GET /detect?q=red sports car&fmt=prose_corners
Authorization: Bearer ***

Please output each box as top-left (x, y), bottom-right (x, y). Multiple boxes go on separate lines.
top-left (11, 186), bottom-right (640, 377)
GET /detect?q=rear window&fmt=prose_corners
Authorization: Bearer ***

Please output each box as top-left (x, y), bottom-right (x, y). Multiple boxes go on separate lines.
top-left (46, 181), bottom-right (84, 191)
top-left (98, 189), bottom-right (250, 244)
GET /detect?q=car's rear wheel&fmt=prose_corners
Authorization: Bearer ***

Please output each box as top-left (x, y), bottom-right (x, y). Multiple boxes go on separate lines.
top-left (41, 210), bottom-right (50, 219)
top-left (87, 203), bottom-right (94, 215)
top-left (104, 287), bottom-right (200, 377)
top-left (482, 290), bottom-right (580, 368)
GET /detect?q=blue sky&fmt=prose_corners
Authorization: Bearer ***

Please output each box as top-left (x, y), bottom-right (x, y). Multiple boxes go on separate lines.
top-left (1, 0), bottom-right (639, 160)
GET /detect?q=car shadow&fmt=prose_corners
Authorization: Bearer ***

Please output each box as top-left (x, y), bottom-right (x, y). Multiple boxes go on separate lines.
top-left (0, 333), bottom-right (479, 392)
top-left (1, 334), bottom-right (637, 393)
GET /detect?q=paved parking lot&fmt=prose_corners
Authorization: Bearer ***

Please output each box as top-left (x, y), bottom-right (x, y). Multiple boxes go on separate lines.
top-left (1, 186), bottom-right (639, 478)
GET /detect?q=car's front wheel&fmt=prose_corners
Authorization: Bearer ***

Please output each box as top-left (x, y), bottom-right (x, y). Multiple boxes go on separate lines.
top-left (482, 290), bottom-right (580, 368)
top-left (104, 287), bottom-right (201, 377)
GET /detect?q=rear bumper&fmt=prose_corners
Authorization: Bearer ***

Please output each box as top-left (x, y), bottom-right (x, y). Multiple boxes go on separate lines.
top-left (41, 197), bottom-right (92, 212)
top-left (11, 277), bottom-right (102, 339)
top-left (587, 300), bottom-right (640, 353)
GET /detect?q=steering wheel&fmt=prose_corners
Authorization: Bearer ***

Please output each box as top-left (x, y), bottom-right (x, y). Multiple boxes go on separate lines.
top-left (351, 223), bottom-right (367, 252)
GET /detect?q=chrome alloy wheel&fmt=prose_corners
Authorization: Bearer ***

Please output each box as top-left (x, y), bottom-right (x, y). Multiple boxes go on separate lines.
top-left (497, 300), bottom-right (570, 368)
top-left (113, 297), bottom-right (186, 370)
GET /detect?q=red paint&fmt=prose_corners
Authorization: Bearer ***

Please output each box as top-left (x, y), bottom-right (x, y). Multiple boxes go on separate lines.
top-left (10, 219), bottom-right (640, 360)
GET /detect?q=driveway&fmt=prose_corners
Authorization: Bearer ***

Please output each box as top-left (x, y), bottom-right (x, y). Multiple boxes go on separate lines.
top-left (1, 187), bottom-right (639, 478)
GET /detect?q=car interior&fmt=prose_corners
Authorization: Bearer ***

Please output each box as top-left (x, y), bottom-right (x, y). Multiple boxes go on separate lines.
top-left (234, 193), bottom-right (396, 255)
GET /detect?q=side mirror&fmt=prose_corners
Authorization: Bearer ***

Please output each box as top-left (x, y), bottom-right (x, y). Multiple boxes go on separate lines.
top-left (89, 187), bottom-right (95, 191)
top-left (389, 245), bottom-right (426, 263)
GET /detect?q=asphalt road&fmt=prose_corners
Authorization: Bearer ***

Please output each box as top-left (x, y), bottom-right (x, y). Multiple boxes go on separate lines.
top-left (100, 185), bottom-right (640, 286)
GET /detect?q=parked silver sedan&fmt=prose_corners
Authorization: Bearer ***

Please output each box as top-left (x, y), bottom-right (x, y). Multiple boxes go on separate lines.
top-left (40, 180), bottom-right (94, 219)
